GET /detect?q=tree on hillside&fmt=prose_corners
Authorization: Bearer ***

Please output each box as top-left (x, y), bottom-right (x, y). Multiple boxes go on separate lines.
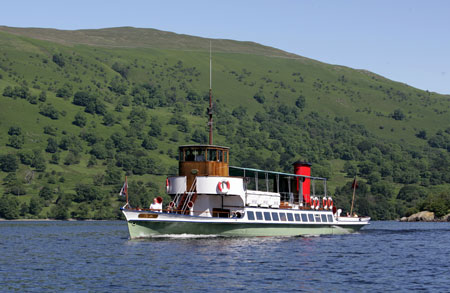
top-left (8, 126), bottom-right (22, 136)
top-left (39, 104), bottom-right (59, 120)
top-left (0, 194), bottom-right (21, 219)
top-left (391, 109), bottom-right (405, 121)
top-left (253, 92), bottom-right (265, 104)
top-left (295, 95), bottom-right (306, 110)
top-left (112, 62), bottom-right (129, 79)
top-left (73, 112), bottom-right (87, 127)
top-left (73, 91), bottom-right (91, 106)
top-left (0, 154), bottom-right (19, 172)
top-left (7, 135), bottom-right (24, 149)
top-left (109, 76), bottom-right (129, 95)
top-left (56, 83), bottom-right (73, 99)
top-left (52, 53), bottom-right (65, 67)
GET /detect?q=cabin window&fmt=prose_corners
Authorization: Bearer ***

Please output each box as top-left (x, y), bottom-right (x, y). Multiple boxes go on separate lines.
top-left (321, 214), bottom-right (327, 222)
top-left (207, 149), bottom-right (217, 161)
top-left (301, 214), bottom-right (308, 222)
top-left (279, 213), bottom-right (287, 221)
top-left (195, 150), bottom-right (205, 161)
top-left (224, 151), bottom-right (228, 163)
top-left (185, 149), bottom-right (205, 161)
top-left (179, 150), bottom-right (185, 162)
top-left (315, 214), bottom-right (321, 222)
top-left (294, 214), bottom-right (301, 222)
top-left (264, 212), bottom-right (271, 221)
top-left (218, 150), bottom-right (223, 162)
top-left (271, 212), bottom-right (279, 221)
top-left (287, 213), bottom-right (294, 222)
top-left (327, 215), bottom-right (334, 222)
top-left (247, 211), bottom-right (255, 220)
top-left (256, 212), bottom-right (263, 220)
top-left (308, 214), bottom-right (315, 222)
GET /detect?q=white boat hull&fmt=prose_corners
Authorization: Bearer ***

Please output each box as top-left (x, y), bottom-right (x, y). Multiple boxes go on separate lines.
top-left (122, 208), bottom-right (369, 238)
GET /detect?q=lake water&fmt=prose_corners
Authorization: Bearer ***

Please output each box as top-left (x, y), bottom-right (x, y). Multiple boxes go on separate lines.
top-left (0, 220), bottom-right (449, 292)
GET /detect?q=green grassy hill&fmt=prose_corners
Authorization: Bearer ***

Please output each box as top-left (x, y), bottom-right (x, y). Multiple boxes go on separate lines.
top-left (0, 26), bottom-right (449, 220)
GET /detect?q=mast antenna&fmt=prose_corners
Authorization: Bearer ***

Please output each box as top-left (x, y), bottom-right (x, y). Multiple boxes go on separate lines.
top-left (208, 41), bottom-right (213, 145)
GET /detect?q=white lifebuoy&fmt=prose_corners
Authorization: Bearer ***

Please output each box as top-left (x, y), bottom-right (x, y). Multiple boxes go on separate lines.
top-left (217, 180), bottom-right (231, 193)
top-left (322, 197), bottom-right (327, 210)
top-left (315, 197), bottom-right (319, 210)
top-left (166, 178), bottom-right (170, 193)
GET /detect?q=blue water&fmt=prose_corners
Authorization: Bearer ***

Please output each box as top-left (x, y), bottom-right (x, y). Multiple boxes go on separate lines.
top-left (0, 221), bottom-right (449, 292)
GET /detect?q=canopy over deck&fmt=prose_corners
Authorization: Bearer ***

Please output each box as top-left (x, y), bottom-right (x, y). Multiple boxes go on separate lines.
top-left (229, 166), bottom-right (327, 181)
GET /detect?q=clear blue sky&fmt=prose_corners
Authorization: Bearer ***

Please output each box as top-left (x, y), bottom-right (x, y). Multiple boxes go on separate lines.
top-left (2, 0), bottom-right (450, 94)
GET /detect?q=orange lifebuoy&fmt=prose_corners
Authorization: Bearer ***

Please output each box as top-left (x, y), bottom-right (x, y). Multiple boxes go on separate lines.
top-left (314, 197), bottom-right (319, 210)
top-left (217, 180), bottom-right (231, 193)
top-left (322, 197), bottom-right (327, 209)
top-left (166, 178), bottom-right (170, 193)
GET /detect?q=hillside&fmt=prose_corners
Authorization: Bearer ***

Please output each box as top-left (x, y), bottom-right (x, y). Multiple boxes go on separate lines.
top-left (0, 27), bottom-right (449, 220)
top-left (0, 26), bottom-right (299, 58)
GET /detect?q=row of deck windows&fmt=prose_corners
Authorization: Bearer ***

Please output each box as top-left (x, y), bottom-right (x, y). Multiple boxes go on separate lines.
top-left (179, 148), bottom-right (229, 163)
top-left (247, 211), bottom-right (334, 223)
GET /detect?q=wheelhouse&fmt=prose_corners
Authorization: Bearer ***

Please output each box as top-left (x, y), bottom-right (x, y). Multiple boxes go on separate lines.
top-left (178, 145), bottom-right (230, 190)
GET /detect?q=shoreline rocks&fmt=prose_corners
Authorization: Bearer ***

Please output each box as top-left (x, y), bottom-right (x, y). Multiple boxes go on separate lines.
top-left (400, 211), bottom-right (450, 222)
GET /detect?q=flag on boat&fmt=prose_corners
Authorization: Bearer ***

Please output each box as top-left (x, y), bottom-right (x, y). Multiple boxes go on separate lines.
top-left (119, 177), bottom-right (128, 197)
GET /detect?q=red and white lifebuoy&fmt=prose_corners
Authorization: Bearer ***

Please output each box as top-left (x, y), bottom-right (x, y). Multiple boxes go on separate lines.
top-left (187, 201), bottom-right (194, 209)
top-left (314, 197), bottom-right (319, 210)
top-left (217, 180), bottom-right (231, 193)
top-left (322, 197), bottom-right (327, 210)
top-left (166, 178), bottom-right (170, 193)
top-left (327, 197), bottom-right (333, 209)
top-left (169, 201), bottom-right (175, 208)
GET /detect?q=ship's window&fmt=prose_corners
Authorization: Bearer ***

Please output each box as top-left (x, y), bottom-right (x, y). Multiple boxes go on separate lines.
top-left (287, 213), bottom-right (294, 222)
top-left (321, 214), bottom-right (327, 222)
top-left (179, 150), bottom-right (185, 162)
top-left (301, 214), bottom-right (308, 222)
top-left (185, 149), bottom-right (195, 161)
top-left (224, 151), bottom-right (228, 163)
top-left (247, 211), bottom-right (255, 220)
top-left (315, 214), bottom-right (321, 222)
top-left (264, 212), bottom-right (271, 221)
top-left (271, 212), bottom-right (279, 221)
top-left (207, 149), bottom-right (217, 161)
top-left (279, 213), bottom-right (287, 221)
top-left (327, 215), bottom-right (334, 222)
top-left (184, 149), bottom-right (206, 162)
top-left (195, 150), bottom-right (205, 161)
top-left (256, 211), bottom-right (263, 220)
top-left (294, 214), bottom-right (301, 222)
top-left (308, 214), bottom-right (315, 222)
top-left (218, 150), bottom-right (223, 162)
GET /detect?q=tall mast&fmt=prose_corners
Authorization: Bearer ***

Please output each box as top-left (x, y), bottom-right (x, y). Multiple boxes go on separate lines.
top-left (208, 41), bottom-right (213, 145)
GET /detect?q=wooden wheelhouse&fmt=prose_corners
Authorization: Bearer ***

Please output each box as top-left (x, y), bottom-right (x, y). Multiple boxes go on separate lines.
top-left (178, 145), bottom-right (230, 190)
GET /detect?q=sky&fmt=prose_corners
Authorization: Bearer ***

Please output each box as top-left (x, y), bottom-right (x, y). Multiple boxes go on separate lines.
top-left (2, 0), bottom-right (449, 94)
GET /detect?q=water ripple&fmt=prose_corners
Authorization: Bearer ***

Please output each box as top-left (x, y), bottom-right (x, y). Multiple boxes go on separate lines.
top-left (0, 221), bottom-right (449, 292)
